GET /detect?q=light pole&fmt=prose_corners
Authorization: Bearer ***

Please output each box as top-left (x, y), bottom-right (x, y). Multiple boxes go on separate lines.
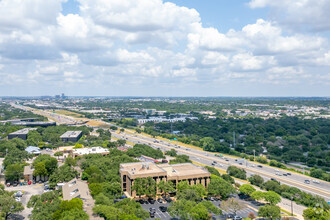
top-left (291, 195), bottom-right (294, 216)
top-left (253, 149), bottom-right (256, 161)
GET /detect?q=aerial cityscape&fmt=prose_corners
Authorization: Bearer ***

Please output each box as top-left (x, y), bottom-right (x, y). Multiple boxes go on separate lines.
top-left (0, 1), bottom-right (329, 220)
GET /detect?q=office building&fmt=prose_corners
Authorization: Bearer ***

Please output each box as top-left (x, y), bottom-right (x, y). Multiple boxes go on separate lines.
top-left (60, 131), bottom-right (83, 143)
top-left (120, 162), bottom-right (211, 197)
top-left (8, 128), bottom-right (37, 140)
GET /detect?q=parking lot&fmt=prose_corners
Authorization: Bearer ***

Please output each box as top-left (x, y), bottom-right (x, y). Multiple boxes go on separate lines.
top-left (139, 197), bottom-right (258, 220)
top-left (140, 199), bottom-right (172, 219)
top-left (5, 183), bottom-right (44, 219)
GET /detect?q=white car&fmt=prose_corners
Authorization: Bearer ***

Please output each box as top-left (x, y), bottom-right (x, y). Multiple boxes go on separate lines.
top-left (15, 197), bottom-right (21, 202)
top-left (312, 180), bottom-right (320, 184)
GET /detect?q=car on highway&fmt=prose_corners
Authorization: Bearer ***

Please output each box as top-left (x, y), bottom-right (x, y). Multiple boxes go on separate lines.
top-left (312, 180), bottom-right (320, 184)
top-left (304, 180), bottom-right (311, 184)
top-left (257, 165), bottom-right (263, 168)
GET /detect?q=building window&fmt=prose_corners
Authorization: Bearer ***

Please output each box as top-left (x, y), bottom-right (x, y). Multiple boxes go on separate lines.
top-left (123, 175), bottom-right (126, 182)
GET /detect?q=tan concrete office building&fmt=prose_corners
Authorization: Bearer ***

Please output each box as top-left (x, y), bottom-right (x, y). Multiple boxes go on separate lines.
top-left (120, 162), bottom-right (211, 197)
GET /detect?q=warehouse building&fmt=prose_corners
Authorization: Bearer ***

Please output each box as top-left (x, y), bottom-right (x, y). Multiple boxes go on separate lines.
top-left (60, 131), bottom-right (83, 143)
top-left (8, 128), bottom-right (37, 140)
top-left (120, 162), bottom-right (211, 197)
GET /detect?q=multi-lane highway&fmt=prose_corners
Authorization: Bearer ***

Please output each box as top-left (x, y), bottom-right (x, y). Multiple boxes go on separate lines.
top-left (111, 131), bottom-right (330, 201)
top-left (11, 104), bottom-right (330, 202)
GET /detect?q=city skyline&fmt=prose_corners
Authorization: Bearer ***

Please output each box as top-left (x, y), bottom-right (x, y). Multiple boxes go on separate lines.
top-left (0, 0), bottom-right (330, 97)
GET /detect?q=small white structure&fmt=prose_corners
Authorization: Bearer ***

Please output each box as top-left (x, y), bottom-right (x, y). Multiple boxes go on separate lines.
top-left (25, 146), bottom-right (41, 155)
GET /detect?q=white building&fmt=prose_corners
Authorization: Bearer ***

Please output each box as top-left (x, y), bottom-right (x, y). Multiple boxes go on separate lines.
top-left (72, 147), bottom-right (109, 157)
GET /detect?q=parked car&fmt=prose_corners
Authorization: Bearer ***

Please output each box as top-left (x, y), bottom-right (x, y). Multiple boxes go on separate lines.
top-left (148, 198), bottom-right (155, 204)
top-left (28, 181), bottom-right (32, 185)
top-left (149, 208), bottom-right (156, 213)
top-left (287, 173), bottom-right (291, 175)
top-left (157, 198), bottom-right (163, 203)
top-left (138, 199), bottom-right (145, 204)
top-left (149, 212), bottom-right (155, 218)
top-left (233, 216), bottom-right (243, 220)
top-left (6, 183), bottom-right (10, 187)
top-left (165, 197), bottom-right (172, 203)
top-left (159, 206), bottom-right (167, 212)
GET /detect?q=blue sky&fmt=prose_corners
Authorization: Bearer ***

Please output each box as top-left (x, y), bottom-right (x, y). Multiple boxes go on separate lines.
top-left (0, 0), bottom-right (329, 97)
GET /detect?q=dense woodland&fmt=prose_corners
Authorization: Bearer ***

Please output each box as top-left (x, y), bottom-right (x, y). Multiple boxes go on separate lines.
top-left (144, 117), bottom-right (330, 174)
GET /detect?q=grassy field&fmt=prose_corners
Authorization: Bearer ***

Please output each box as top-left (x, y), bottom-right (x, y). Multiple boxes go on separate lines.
top-left (55, 110), bottom-right (84, 118)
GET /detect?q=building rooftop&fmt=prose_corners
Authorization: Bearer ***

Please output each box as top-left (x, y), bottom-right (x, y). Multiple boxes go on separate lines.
top-left (62, 178), bottom-right (89, 201)
top-left (158, 163), bottom-right (210, 178)
top-left (120, 162), bottom-right (210, 180)
top-left (9, 128), bottom-right (37, 135)
top-left (73, 147), bottom-right (109, 156)
top-left (120, 162), bottom-right (167, 178)
top-left (25, 146), bottom-right (41, 154)
top-left (60, 131), bottom-right (82, 138)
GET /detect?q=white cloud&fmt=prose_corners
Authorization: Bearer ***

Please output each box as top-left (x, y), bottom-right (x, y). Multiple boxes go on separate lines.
top-left (0, 0), bottom-right (329, 95)
top-left (248, 0), bottom-right (330, 32)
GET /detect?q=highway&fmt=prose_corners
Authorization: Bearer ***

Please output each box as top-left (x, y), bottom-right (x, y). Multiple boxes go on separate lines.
top-left (10, 104), bottom-right (330, 201)
top-left (111, 131), bottom-right (330, 201)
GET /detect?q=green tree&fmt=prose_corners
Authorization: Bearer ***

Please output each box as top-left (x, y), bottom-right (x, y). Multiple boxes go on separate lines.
top-left (227, 166), bottom-right (247, 180)
top-left (207, 175), bottom-right (236, 199)
top-left (4, 164), bottom-right (23, 182)
top-left (248, 174), bottom-right (264, 187)
top-left (33, 162), bottom-right (48, 178)
top-left (263, 191), bottom-right (281, 205)
top-left (258, 205), bottom-right (281, 220)
top-left (200, 137), bottom-right (216, 151)
top-left (205, 166), bottom-right (221, 177)
top-left (239, 184), bottom-right (256, 196)
top-left (303, 205), bottom-right (330, 220)
top-left (54, 151), bottom-right (63, 159)
top-left (157, 180), bottom-right (175, 197)
top-left (0, 187), bottom-right (24, 219)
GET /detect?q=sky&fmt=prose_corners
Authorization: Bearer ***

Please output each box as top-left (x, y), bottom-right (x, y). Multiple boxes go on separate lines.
top-left (0, 0), bottom-right (329, 97)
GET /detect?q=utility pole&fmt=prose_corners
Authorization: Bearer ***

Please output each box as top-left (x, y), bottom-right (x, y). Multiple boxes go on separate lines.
top-left (253, 149), bottom-right (256, 161)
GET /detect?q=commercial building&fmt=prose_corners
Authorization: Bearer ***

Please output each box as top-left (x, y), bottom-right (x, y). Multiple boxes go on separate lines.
top-left (11, 121), bottom-right (56, 127)
top-left (60, 131), bottom-right (83, 143)
top-left (72, 147), bottom-right (109, 157)
top-left (120, 162), bottom-right (211, 197)
top-left (8, 128), bottom-right (37, 140)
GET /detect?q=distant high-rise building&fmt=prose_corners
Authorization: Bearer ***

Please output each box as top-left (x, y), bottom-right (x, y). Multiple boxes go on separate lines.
top-left (61, 93), bottom-right (65, 99)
